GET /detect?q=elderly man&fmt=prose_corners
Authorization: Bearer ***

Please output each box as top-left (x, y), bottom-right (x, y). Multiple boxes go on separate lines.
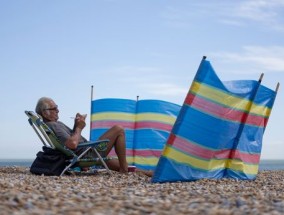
top-left (35, 97), bottom-right (129, 173)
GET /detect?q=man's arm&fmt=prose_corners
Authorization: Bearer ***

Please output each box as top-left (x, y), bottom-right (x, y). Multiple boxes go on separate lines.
top-left (65, 113), bottom-right (86, 150)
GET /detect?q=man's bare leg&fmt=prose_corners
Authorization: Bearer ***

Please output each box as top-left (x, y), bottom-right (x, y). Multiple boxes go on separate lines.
top-left (99, 125), bottom-right (128, 173)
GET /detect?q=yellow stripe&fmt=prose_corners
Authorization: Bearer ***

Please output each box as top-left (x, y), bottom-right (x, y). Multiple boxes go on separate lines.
top-left (111, 155), bottom-right (134, 164)
top-left (117, 156), bottom-right (158, 166)
top-left (229, 159), bottom-right (259, 174)
top-left (126, 156), bottom-right (134, 163)
top-left (250, 103), bottom-right (271, 117)
top-left (92, 112), bottom-right (176, 124)
top-left (91, 112), bottom-right (135, 121)
top-left (134, 156), bottom-right (159, 166)
top-left (163, 146), bottom-right (258, 175)
top-left (190, 82), bottom-right (271, 117)
top-left (136, 113), bottom-right (176, 124)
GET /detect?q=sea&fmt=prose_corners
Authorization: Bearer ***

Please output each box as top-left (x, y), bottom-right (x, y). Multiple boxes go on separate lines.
top-left (0, 159), bottom-right (283, 170)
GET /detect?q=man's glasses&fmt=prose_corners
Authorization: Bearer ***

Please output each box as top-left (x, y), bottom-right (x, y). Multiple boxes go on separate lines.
top-left (44, 105), bottom-right (58, 111)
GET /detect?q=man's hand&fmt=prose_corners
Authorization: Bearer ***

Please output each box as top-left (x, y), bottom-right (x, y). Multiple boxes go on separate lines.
top-left (67, 113), bottom-right (87, 150)
top-left (74, 113), bottom-right (87, 130)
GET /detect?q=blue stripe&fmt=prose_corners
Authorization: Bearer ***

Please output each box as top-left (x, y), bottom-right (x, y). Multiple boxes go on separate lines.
top-left (134, 163), bottom-right (156, 171)
top-left (225, 169), bottom-right (257, 180)
top-left (92, 99), bottom-right (181, 115)
top-left (253, 85), bottom-right (276, 108)
top-left (91, 128), bottom-right (170, 151)
top-left (134, 129), bottom-right (170, 150)
top-left (237, 125), bottom-right (264, 153)
top-left (90, 128), bottom-right (134, 149)
top-left (91, 99), bottom-right (136, 114)
top-left (137, 100), bottom-right (181, 115)
top-left (152, 156), bottom-right (225, 183)
top-left (194, 60), bottom-right (225, 90)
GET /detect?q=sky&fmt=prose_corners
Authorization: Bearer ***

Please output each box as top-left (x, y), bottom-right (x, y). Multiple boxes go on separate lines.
top-left (0, 0), bottom-right (283, 160)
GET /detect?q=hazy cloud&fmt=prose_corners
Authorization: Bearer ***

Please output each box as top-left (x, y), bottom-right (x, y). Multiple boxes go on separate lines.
top-left (161, 1), bottom-right (284, 31)
top-left (211, 46), bottom-right (284, 73)
top-left (103, 65), bottom-right (189, 100)
top-left (221, 0), bottom-right (284, 31)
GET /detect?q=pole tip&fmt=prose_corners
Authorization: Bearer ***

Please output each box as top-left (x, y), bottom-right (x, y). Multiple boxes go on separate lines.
top-left (275, 82), bottom-right (280, 93)
top-left (258, 73), bottom-right (264, 83)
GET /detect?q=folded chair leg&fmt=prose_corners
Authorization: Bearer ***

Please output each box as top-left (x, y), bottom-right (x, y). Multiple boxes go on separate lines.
top-left (60, 162), bottom-right (74, 176)
top-left (60, 146), bottom-right (94, 176)
top-left (93, 148), bottom-right (112, 175)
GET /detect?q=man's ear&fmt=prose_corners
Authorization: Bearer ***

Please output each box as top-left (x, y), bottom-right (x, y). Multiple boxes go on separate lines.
top-left (41, 111), bottom-right (48, 119)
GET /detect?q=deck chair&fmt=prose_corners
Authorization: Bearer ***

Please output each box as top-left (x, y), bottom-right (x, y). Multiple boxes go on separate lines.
top-left (25, 110), bottom-right (112, 176)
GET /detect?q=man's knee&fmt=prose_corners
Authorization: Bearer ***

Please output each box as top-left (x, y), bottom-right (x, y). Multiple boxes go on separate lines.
top-left (112, 125), bottom-right (125, 134)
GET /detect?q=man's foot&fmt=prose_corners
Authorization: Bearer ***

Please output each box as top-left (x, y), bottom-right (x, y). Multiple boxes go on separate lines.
top-left (119, 167), bottom-right (128, 173)
top-left (135, 169), bottom-right (153, 177)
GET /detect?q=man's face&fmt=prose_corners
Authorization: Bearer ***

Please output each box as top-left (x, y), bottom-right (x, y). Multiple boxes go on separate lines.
top-left (42, 99), bottom-right (59, 122)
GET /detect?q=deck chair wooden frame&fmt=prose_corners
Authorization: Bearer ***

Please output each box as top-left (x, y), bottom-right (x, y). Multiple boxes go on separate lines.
top-left (25, 110), bottom-right (112, 176)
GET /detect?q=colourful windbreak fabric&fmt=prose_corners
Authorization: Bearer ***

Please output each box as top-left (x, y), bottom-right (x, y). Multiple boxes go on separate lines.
top-left (90, 99), bottom-right (181, 170)
top-left (152, 58), bottom-right (277, 183)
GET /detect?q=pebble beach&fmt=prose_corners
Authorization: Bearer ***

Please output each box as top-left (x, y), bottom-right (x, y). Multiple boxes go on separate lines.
top-left (0, 167), bottom-right (283, 215)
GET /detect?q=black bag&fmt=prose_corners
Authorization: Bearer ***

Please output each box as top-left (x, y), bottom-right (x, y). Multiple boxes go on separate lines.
top-left (30, 146), bottom-right (69, 176)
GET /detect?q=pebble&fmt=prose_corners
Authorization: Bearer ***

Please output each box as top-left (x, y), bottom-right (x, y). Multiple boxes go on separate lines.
top-left (0, 167), bottom-right (283, 214)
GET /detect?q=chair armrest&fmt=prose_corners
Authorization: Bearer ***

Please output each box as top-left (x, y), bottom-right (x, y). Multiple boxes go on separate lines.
top-left (77, 139), bottom-right (109, 148)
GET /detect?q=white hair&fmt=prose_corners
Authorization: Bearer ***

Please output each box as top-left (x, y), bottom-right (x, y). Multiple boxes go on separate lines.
top-left (35, 97), bottom-right (52, 116)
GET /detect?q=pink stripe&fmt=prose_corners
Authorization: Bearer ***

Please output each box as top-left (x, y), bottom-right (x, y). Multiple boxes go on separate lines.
top-left (92, 120), bottom-right (174, 131)
top-left (91, 121), bottom-right (134, 129)
top-left (167, 134), bottom-right (260, 163)
top-left (185, 93), bottom-right (268, 127)
top-left (109, 149), bottom-right (134, 157)
top-left (136, 121), bottom-right (173, 131)
top-left (108, 149), bottom-right (162, 157)
top-left (134, 150), bottom-right (162, 157)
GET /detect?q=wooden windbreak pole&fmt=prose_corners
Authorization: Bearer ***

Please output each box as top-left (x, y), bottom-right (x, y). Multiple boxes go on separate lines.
top-left (89, 85), bottom-right (94, 140)
top-left (91, 85), bottom-right (94, 101)
top-left (228, 72), bottom-right (264, 161)
top-left (258, 73), bottom-right (264, 83)
top-left (275, 82), bottom-right (280, 93)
